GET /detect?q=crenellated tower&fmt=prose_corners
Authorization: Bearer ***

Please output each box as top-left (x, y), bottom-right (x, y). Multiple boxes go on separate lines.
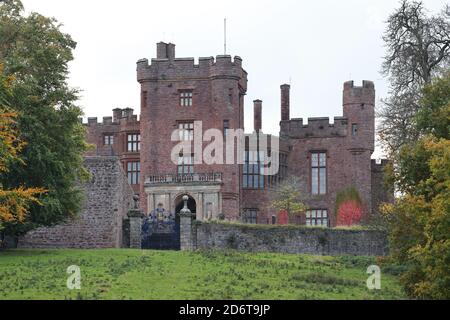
top-left (342, 80), bottom-right (375, 153)
top-left (342, 80), bottom-right (376, 216)
top-left (137, 42), bottom-right (248, 218)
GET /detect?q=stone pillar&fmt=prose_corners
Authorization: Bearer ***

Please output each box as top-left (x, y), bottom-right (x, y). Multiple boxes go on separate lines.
top-left (128, 195), bottom-right (144, 249)
top-left (179, 195), bottom-right (196, 251)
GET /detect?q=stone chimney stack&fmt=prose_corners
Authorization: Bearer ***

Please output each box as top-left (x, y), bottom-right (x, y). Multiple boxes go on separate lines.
top-left (253, 100), bottom-right (262, 132)
top-left (156, 42), bottom-right (167, 59)
top-left (112, 108), bottom-right (122, 123)
top-left (156, 42), bottom-right (175, 60)
top-left (167, 43), bottom-right (176, 60)
top-left (280, 84), bottom-right (290, 121)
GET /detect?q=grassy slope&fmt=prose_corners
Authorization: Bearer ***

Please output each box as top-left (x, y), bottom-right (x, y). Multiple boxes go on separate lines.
top-left (0, 249), bottom-right (405, 300)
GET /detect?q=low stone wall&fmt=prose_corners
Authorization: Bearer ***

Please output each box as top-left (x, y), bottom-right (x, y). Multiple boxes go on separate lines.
top-left (18, 156), bottom-right (134, 249)
top-left (196, 222), bottom-right (388, 256)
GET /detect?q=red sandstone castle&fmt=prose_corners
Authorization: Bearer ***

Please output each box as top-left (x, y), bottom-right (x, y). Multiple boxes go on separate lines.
top-left (85, 42), bottom-right (390, 227)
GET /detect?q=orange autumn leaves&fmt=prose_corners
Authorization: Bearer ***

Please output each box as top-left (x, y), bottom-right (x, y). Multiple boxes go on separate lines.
top-left (0, 67), bottom-right (46, 226)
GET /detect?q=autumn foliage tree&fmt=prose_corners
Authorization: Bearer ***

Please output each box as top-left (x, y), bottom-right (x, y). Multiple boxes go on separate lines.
top-left (0, 65), bottom-right (45, 240)
top-left (0, 0), bottom-right (89, 236)
top-left (382, 73), bottom-right (450, 299)
top-left (269, 177), bottom-right (307, 224)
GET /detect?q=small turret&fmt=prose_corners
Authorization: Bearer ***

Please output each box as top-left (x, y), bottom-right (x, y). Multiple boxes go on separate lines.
top-left (342, 80), bottom-right (375, 152)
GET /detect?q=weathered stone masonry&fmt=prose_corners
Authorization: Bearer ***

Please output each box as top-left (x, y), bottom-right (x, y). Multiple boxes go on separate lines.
top-left (195, 223), bottom-right (388, 256)
top-left (19, 157), bottom-right (134, 248)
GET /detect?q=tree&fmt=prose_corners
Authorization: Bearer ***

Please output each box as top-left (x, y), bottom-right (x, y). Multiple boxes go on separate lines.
top-left (379, 0), bottom-right (450, 155)
top-left (269, 177), bottom-right (307, 223)
top-left (381, 73), bottom-right (450, 299)
top-left (0, 64), bottom-right (46, 240)
top-left (0, 0), bottom-right (89, 235)
top-left (416, 71), bottom-right (450, 139)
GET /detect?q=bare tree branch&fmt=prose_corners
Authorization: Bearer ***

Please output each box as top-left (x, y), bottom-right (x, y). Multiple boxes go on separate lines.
top-left (379, 0), bottom-right (450, 156)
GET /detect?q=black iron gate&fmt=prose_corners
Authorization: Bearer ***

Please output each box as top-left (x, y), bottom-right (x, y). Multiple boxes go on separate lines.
top-left (141, 208), bottom-right (180, 250)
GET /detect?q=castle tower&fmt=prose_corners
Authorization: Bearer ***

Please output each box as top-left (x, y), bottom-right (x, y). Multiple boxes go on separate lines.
top-left (137, 42), bottom-right (248, 218)
top-left (342, 80), bottom-right (376, 216)
top-left (342, 80), bottom-right (375, 152)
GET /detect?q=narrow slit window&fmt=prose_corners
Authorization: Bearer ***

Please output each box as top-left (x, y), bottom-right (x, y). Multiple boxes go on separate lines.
top-left (352, 123), bottom-right (358, 136)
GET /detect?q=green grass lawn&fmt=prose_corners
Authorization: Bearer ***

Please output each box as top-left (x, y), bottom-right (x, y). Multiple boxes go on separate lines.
top-left (0, 249), bottom-right (406, 300)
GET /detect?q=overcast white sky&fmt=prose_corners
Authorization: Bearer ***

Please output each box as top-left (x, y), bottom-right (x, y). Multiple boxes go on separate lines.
top-left (22, 0), bottom-right (448, 158)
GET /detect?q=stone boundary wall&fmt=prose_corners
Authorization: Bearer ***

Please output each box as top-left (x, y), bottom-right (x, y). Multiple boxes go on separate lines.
top-left (195, 222), bottom-right (388, 256)
top-left (18, 156), bottom-right (134, 249)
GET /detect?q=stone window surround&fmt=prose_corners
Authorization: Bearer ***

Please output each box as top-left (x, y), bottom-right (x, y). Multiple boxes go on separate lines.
top-left (104, 134), bottom-right (114, 146)
top-left (127, 133), bottom-right (140, 152)
top-left (127, 161), bottom-right (140, 185)
top-left (310, 150), bottom-right (327, 195)
top-left (306, 209), bottom-right (329, 227)
top-left (179, 89), bottom-right (193, 107)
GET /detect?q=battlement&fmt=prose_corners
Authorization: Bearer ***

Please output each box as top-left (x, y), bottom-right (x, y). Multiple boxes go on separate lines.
top-left (280, 117), bottom-right (348, 138)
top-left (344, 80), bottom-right (374, 90)
top-left (137, 43), bottom-right (246, 84)
top-left (343, 80), bottom-right (375, 106)
top-left (83, 108), bottom-right (139, 127)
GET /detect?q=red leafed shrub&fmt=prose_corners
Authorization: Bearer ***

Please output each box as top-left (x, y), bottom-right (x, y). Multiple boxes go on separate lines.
top-left (335, 187), bottom-right (364, 226)
top-left (336, 200), bottom-right (363, 226)
top-left (278, 210), bottom-right (289, 225)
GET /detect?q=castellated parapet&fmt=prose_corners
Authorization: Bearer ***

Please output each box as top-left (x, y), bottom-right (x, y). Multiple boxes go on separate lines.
top-left (83, 108), bottom-right (139, 127)
top-left (280, 117), bottom-right (348, 138)
top-left (137, 54), bottom-right (247, 91)
top-left (280, 80), bottom-right (375, 146)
